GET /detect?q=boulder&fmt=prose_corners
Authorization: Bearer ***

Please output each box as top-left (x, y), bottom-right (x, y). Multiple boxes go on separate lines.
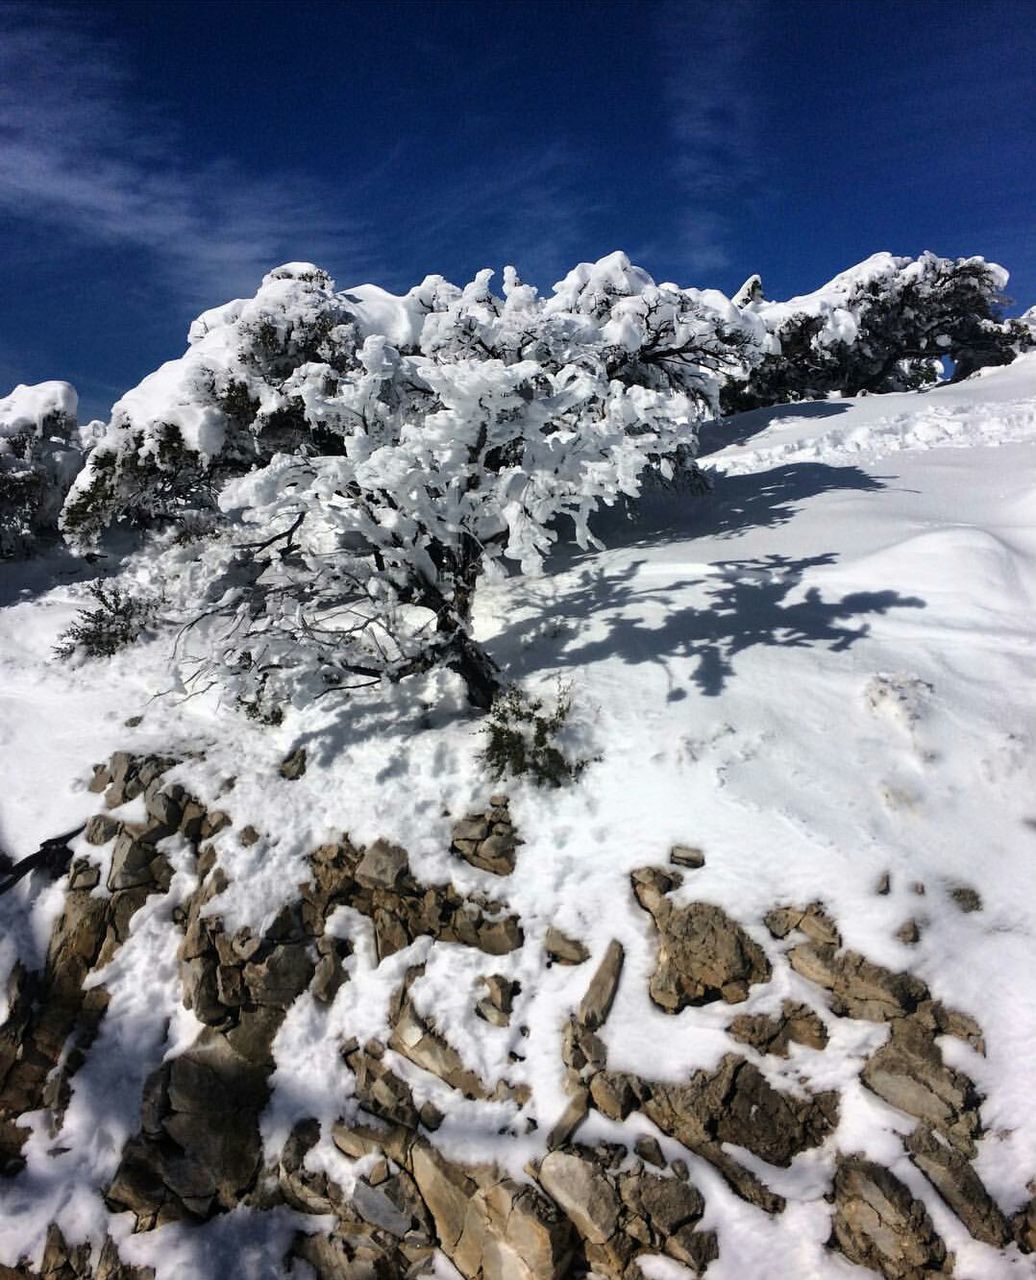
top-left (633, 869), bottom-right (770, 1010)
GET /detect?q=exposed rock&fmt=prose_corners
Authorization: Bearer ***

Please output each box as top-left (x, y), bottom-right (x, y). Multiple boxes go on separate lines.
top-left (949, 885), bottom-right (982, 913)
top-left (669, 845), bottom-right (705, 870)
top-left (451, 798), bottom-right (519, 876)
top-left (633, 1136), bottom-right (665, 1168)
top-left (0, 818), bottom-right (171, 1171)
top-left (577, 940), bottom-right (625, 1030)
top-left (546, 1090), bottom-right (589, 1150)
top-left (905, 1124), bottom-right (1010, 1246)
top-left (544, 926), bottom-right (589, 965)
top-left (633, 868), bottom-right (771, 1010)
top-left (534, 1146), bottom-right (715, 1277)
top-left (108, 1030), bottom-right (272, 1227)
top-left (412, 1142), bottom-right (573, 1280)
top-left (728, 999), bottom-right (828, 1056)
top-left (1013, 1184), bottom-right (1036, 1254)
top-left (861, 1017), bottom-right (982, 1155)
top-left (279, 747), bottom-right (307, 780)
top-left (896, 919), bottom-right (922, 946)
top-left (915, 1000), bottom-right (985, 1055)
top-left (538, 1150), bottom-right (620, 1244)
top-left (764, 901), bottom-right (841, 946)
top-left (476, 974), bottom-right (519, 1027)
top-left (389, 999), bottom-right (493, 1101)
top-left (0, 1226), bottom-right (155, 1280)
top-left (84, 814), bottom-right (121, 845)
top-left (829, 1156), bottom-right (949, 1278)
top-left (306, 839), bottom-right (523, 962)
top-left (589, 1055), bottom-right (836, 1213)
top-left (355, 840), bottom-right (409, 890)
top-left (788, 941), bottom-right (929, 1022)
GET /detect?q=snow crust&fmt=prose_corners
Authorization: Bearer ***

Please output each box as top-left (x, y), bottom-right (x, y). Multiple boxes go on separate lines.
top-left (2, 355), bottom-right (1035, 1276)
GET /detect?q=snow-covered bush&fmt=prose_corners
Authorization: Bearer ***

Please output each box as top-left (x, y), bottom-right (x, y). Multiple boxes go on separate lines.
top-left (723, 252), bottom-right (1034, 412)
top-left (0, 381), bottom-right (83, 556)
top-left (62, 255), bottom-right (762, 712)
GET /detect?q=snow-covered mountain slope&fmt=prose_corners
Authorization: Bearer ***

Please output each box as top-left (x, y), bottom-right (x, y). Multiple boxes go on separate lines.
top-left (1, 356), bottom-right (1034, 1278)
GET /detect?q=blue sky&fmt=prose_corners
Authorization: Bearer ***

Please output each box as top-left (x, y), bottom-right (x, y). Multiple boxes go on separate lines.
top-left (2, 0), bottom-right (1034, 421)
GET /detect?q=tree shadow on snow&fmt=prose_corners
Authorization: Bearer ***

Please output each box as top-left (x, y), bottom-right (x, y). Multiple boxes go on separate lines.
top-left (696, 399), bottom-right (852, 457)
top-left (590, 462), bottom-right (893, 549)
top-left (497, 552), bottom-right (926, 699)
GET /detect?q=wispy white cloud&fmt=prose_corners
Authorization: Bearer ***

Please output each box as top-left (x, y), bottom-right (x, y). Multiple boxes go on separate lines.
top-left (0, 4), bottom-right (380, 304)
top-left (657, 0), bottom-right (762, 276)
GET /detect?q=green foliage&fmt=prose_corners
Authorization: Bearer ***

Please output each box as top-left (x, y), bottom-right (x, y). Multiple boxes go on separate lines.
top-left (53, 583), bottom-right (157, 660)
top-left (479, 682), bottom-right (594, 788)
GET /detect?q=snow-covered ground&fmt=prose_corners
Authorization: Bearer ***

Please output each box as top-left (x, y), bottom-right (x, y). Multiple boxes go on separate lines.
top-left (1, 355), bottom-right (1034, 1278)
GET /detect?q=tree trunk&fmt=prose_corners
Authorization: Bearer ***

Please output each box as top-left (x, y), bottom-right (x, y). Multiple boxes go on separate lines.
top-left (447, 632), bottom-right (500, 710)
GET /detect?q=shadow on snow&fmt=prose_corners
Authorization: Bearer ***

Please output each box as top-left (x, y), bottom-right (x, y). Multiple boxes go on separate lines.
top-left (496, 552), bottom-right (926, 699)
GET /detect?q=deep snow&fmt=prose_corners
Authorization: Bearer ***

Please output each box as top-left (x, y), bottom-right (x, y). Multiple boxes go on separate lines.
top-left (1, 355), bottom-right (1034, 1278)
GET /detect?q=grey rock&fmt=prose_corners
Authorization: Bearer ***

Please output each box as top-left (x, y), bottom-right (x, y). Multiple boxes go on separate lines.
top-left (355, 839), bottom-right (409, 890)
top-left (538, 1149), bottom-right (619, 1244)
top-left (545, 926), bottom-right (590, 965)
top-left (243, 943), bottom-right (313, 1008)
top-left (788, 941), bottom-right (929, 1022)
top-left (670, 844), bottom-right (705, 869)
top-left (949, 885), bottom-right (982, 913)
top-left (633, 1136), bottom-right (665, 1167)
top-left (576, 940), bottom-right (624, 1030)
top-left (350, 1178), bottom-right (413, 1237)
top-left (546, 1090), bottom-right (589, 1151)
top-left (279, 747), bottom-right (307, 780)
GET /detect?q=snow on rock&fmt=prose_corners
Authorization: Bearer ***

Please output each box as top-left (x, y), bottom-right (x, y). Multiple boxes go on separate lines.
top-left (1, 356), bottom-right (1036, 1277)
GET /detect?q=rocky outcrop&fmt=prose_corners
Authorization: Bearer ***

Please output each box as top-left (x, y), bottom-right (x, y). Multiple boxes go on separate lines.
top-left (536, 1146), bottom-right (717, 1277)
top-left (0, 1225), bottom-right (153, 1280)
top-left (861, 1017), bottom-right (982, 1156)
top-left (728, 999), bottom-right (828, 1056)
top-left (0, 753), bottom-right (191, 1172)
top-left (2, 760), bottom-right (1029, 1280)
top-left (829, 1157), bottom-right (950, 1278)
top-left (307, 838), bottom-right (523, 962)
top-left (905, 1125), bottom-right (1011, 1246)
top-left (633, 867), bottom-right (771, 1009)
top-left (589, 1055), bottom-right (837, 1214)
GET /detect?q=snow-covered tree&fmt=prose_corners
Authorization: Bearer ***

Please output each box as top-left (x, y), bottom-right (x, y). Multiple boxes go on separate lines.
top-left (63, 255), bottom-right (762, 712)
top-left (0, 381), bottom-right (84, 557)
top-left (723, 252), bottom-right (1034, 412)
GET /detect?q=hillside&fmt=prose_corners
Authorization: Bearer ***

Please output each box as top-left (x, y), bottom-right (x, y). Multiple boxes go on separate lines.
top-left (1, 354), bottom-right (1035, 1278)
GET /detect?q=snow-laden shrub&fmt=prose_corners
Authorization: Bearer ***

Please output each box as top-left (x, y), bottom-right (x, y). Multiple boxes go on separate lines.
top-left (723, 252), bottom-right (1034, 412)
top-left (479, 682), bottom-right (594, 788)
top-left (53, 583), bottom-right (158, 660)
top-left (62, 255), bottom-right (763, 712)
top-left (0, 381), bottom-right (83, 556)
